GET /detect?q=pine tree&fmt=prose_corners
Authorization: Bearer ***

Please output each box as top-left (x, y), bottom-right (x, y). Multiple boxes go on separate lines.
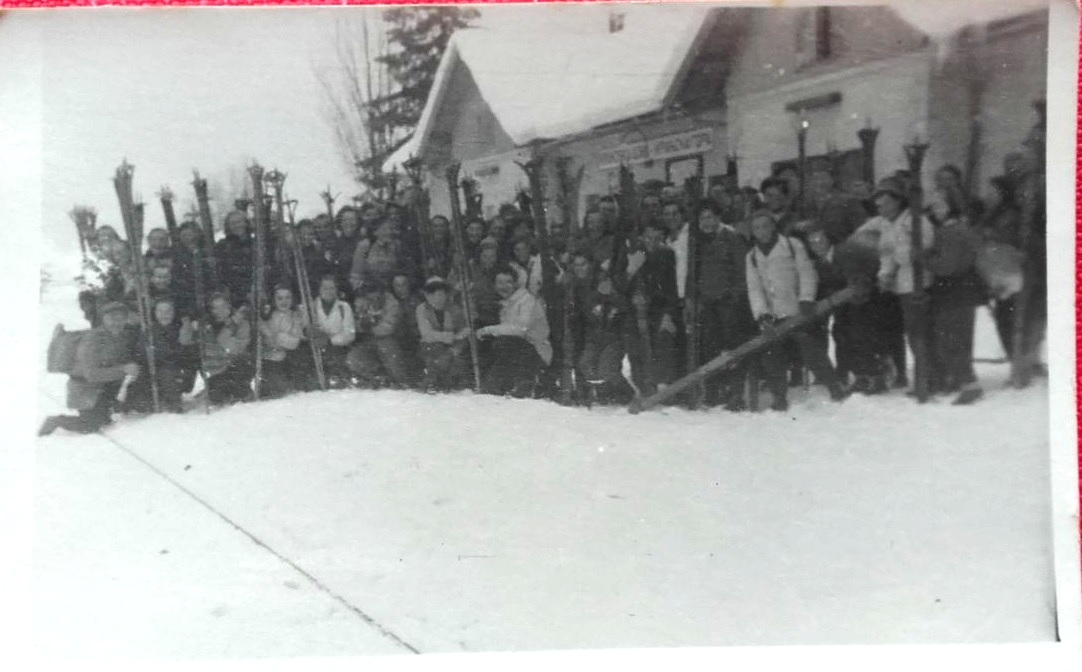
top-left (371, 7), bottom-right (479, 150)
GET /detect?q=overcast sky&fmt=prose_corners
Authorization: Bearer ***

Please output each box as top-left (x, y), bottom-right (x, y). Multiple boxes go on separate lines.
top-left (0, 0), bottom-right (1047, 260)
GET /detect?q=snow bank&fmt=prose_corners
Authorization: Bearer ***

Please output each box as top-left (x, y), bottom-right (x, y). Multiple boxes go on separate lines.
top-left (32, 276), bottom-right (1053, 657)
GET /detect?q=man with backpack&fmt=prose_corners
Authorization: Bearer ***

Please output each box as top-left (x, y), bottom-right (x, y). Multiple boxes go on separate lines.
top-left (745, 211), bottom-right (846, 411)
top-left (40, 301), bottom-right (139, 436)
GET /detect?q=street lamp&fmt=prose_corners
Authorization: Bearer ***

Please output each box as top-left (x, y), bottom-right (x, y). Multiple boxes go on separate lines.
top-left (857, 117), bottom-right (880, 185)
top-left (790, 108), bottom-right (810, 217)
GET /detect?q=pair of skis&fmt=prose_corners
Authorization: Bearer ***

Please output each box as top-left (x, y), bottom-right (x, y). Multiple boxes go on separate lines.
top-left (263, 168), bottom-right (328, 397)
top-left (112, 161), bottom-right (161, 413)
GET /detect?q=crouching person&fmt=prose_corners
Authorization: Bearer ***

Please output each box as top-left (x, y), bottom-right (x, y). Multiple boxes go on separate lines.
top-left (182, 292), bottom-right (252, 406)
top-left (347, 280), bottom-right (412, 388)
top-left (477, 265), bottom-right (552, 398)
top-left (259, 286), bottom-right (305, 399)
top-left (124, 298), bottom-right (190, 413)
top-left (746, 211), bottom-right (846, 411)
top-left (309, 275), bottom-right (356, 388)
top-left (416, 277), bottom-right (472, 392)
top-left (39, 301), bottom-right (139, 436)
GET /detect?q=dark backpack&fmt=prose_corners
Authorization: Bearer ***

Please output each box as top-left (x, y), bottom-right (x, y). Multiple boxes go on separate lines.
top-left (47, 325), bottom-right (88, 374)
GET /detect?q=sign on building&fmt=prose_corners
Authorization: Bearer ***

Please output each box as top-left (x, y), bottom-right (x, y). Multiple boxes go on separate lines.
top-left (598, 128), bottom-right (714, 170)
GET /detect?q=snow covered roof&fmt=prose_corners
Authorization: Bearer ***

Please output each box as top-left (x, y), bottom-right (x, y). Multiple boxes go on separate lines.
top-left (382, 134), bottom-right (420, 175)
top-left (403, 0), bottom-right (1048, 166)
top-left (410, 4), bottom-right (712, 155)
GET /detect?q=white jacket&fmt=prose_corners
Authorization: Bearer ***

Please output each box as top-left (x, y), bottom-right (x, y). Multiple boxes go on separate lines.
top-left (511, 254), bottom-right (545, 297)
top-left (486, 287), bottom-right (553, 364)
top-left (259, 309), bottom-right (305, 362)
top-left (745, 235), bottom-right (818, 320)
top-left (313, 298), bottom-right (356, 347)
top-left (872, 210), bottom-right (935, 295)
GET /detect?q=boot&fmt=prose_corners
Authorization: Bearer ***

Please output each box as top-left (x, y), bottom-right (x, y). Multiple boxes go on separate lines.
top-left (828, 383), bottom-right (849, 402)
top-left (953, 387), bottom-right (984, 406)
top-left (38, 416), bottom-right (60, 437)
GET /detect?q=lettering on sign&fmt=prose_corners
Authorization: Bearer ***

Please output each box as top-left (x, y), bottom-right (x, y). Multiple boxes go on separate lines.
top-left (598, 128), bottom-right (714, 169)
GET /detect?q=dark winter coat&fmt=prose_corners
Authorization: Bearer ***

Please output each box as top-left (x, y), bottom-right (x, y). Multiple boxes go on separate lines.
top-left (170, 246), bottom-right (215, 318)
top-left (470, 265), bottom-right (502, 328)
top-left (697, 228), bottom-right (749, 304)
top-left (66, 326), bottom-right (134, 411)
top-left (214, 234), bottom-right (254, 306)
top-left (925, 219), bottom-right (986, 308)
top-left (635, 247), bottom-right (679, 322)
top-left (580, 288), bottom-right (628, 349)
top-left (811, 249), bottom-right (848, 300)
top-left (810, 193), bottom-right (869, 244)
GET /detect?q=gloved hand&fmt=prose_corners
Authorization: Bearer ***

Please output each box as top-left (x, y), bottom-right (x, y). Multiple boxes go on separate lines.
top-left (799, 301), bottom-right (816, 318)
top-left (758, 314), bottom-right (776, 331)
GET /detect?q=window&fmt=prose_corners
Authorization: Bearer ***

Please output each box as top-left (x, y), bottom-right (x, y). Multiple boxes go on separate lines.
top-left (609, 12), bottom-right (625, 34)
top-left (796, 8), bottom-right (832, 67)
top-left (815, 7), bottom-right (832, 60)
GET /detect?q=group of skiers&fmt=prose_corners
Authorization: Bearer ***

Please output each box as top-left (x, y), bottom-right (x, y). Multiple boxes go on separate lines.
top-left (39, 123), bottom-right (1046, 437)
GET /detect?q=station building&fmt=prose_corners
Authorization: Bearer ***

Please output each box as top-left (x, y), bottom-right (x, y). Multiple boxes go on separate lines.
top-left (386, 4), bottom-right (1048, 227)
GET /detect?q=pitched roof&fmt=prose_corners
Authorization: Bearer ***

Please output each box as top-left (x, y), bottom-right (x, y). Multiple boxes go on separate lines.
top-left (400, 4), bottom-right (711, 166)
top-left (387, 0), bottom-right (1045, 174)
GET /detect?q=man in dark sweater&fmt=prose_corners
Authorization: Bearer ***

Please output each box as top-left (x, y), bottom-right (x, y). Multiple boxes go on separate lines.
top-left (695, 202), bottom-right (755, 410)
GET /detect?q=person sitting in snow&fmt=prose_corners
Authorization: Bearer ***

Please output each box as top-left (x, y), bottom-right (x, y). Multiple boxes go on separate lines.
top-left (308, 275), bottom-right (356, 388)
top-left (39, 301), bottom-right (139, 436)
top-left (124, 297), bottom-right (192, 414)
top-left (476, 264), bottom-right (552, 398)
top-left (347, 279), bottom-right (411, 388)
top-left (416, 276), bottom-right (472, 392)
top-left (259, 285), bottom-right (306, 399)
top-left (182, 292), bottom-right (252, 406)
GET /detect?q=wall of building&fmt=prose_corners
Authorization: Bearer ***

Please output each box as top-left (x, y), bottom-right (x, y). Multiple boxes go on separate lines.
top-left (725, 6), bottom-right (929, 101)
top-left (973, 19), bottom-right (1048, 197)
top-left (727, 50), bottom-right (935, 190)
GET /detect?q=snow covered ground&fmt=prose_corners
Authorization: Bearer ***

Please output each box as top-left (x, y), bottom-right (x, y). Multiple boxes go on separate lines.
top-left (30, 271), bottom-right (1055, 659)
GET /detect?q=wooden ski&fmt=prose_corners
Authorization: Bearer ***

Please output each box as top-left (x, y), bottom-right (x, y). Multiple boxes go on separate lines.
top-left (113, 161), bottom-right (160, 413)
top-left (630, 287), bottom-right (855, 414)
top-left (248, 164), bottom-right (268, 400)
top-left (683, 174), bottom-right (704, 409)
top-left (445, 162), bottom-right (482, 392)
top-left (158, 187), bottom-right (180, 248)
top-left (555, 156), bottom-right (584, 405)
top-left (902, 140), bottom-right (931, 402)
top-left (191, 171), bottom-right (221, 290)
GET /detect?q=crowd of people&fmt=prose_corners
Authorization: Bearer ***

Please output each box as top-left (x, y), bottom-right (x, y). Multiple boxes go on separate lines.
top-left (39, 127), bottom-right (1046, 437)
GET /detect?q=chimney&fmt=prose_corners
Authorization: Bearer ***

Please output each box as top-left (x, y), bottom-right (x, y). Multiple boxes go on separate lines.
top-left (609, 12), bottom-right (625, 34)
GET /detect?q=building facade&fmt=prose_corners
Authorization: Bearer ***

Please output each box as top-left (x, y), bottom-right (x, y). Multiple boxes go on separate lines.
top-left (394, 5), bottom-right (1047, 228)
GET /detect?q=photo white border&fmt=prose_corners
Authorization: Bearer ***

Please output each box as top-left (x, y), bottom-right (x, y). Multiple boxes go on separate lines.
top-left (0, 1), bottom-right (1079, 670)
